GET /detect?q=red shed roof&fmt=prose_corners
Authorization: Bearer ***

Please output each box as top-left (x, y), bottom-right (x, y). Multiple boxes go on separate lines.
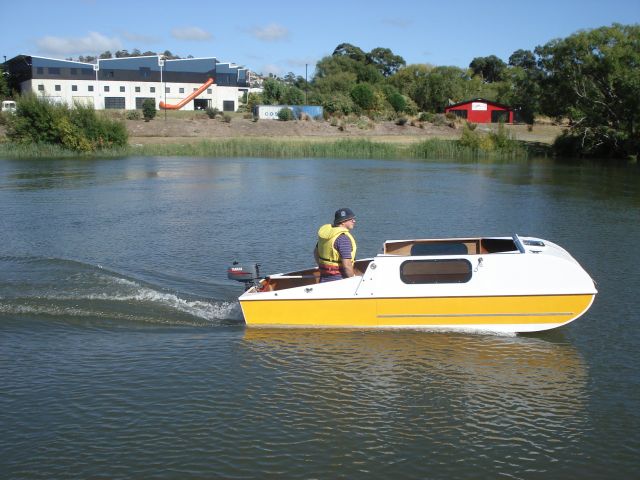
top-left (446, 97), bottom-right (513, 110)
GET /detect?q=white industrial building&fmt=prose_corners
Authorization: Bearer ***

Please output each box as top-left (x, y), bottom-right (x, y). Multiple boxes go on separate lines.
top-left (4, 55), bottom-right (257, 111)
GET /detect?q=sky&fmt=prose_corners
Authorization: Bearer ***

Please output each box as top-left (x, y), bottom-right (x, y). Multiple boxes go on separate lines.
top-left (2, 0), bottom-right (639, 78)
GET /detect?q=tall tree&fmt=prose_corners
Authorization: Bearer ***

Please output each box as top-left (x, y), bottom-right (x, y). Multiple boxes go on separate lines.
top-left (469, 55), bottom-right (507, 83)
top-left (536, 23), bottom-right (640, 157)
top-left (366, 47), bottom-right (406, 77)
top-left (332, 43), bottom-right (367, 63)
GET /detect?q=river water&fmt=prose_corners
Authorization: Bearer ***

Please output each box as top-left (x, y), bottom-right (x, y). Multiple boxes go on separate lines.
top-left (1, 156), bottom-right (639, 479)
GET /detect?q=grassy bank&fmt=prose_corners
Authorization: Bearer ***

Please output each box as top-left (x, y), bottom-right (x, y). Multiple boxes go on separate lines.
top-left (0, 137), bottom-right (534, 160)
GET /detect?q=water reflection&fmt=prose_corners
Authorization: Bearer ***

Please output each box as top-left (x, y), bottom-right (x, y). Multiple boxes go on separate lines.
top-left (235, 329), bottom-right (589, 476)
top-left (242, 329), bottom-right (588, 414)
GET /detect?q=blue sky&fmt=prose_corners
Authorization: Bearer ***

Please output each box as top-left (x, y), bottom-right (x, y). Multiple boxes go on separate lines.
top-left (3, 0), bottom-right (639, 77)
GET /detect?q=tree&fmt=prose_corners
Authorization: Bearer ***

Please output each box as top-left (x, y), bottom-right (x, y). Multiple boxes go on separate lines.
top-left (535, 23), bottom-right (640, 157)
top-left (262, 78), bottom-right (285, 104)
top-left (508, 49), bottom-right (537, 70)
top-left (366, 47), bottom-right (406, 77)
top-left (0, 66), bottom-right (10, 99)
top-left (99, 51), bottom-right (113, 59)
top-left (332, 43), bottom-right (367, 63)
top-left (469, 55), bottom-right (507, 83)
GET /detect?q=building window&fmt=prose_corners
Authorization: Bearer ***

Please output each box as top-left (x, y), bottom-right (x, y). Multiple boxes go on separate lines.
top-left (165, 87), bottom-right (170, 93)
top-left (55, 85), bottom-right (61, 91)
top-left (135, 97), bottom-right (155, 109)
top-left (135, 86), bottom-right (141, 93)
top-left (400, 259), bottom-right (472, 284)
top-left (150, 87), bottom-right (156, 93)
top-left (36, 67), bottom-right (44, 74)
top-left (88, 85), bottom-right (94, 92)
top-left (223, 100), bottom-right (235, 112)
top-left (37, 84), bottom-right (44, 91)
top-left (179, 88), bottom-right (185, 94)
top-left (104, 86), bottom-right (110, 92)
top-left (48, 67), bottom-right (60, 75)
top-left (104, 97), bottom-right (126, 109)
top-left (72, 85), bottom-right (78, 92)
top-left (120, 86), bottom-right (125, 92)
top-left (207, 89), bottom-right (212, 94)
top-left (70, 68), bottom-right (77, 75)
top-left (139, 67), bottom-right (151, 78)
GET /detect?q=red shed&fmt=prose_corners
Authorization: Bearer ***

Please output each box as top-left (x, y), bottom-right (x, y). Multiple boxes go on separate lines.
top-left (445, 98), bottom-right (514, 123)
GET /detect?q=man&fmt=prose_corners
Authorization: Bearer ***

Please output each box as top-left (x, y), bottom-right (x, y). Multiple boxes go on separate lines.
top-left (314, 208), bottom-right (357, 282)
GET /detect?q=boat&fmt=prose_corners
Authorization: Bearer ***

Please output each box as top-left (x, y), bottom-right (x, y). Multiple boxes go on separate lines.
top-left (228, 234), bottom-right (597, 333)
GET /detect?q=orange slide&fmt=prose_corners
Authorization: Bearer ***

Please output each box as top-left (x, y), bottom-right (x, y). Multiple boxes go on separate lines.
top-left (159, 78), bottom-right (214, 110)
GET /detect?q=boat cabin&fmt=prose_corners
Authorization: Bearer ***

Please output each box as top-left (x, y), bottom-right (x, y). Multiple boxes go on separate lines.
top-left (258, 237), bottom-right (525, 292)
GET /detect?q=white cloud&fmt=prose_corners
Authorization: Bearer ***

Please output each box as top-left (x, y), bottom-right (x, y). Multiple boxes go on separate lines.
top-left (35, 31), bottom-right (122, 56)
top-left (171, 27), bottom-right (212, 41)
top-left (252, 23), bottom-right (289, 42)
top-left (121, 31), bottom-right (161, 44)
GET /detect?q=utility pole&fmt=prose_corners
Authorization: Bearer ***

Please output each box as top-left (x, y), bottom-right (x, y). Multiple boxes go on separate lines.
top-left (305, 64), bottom-right (308, 105)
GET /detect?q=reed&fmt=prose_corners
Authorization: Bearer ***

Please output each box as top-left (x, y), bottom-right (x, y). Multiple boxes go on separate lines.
top-left (0, 137), bottom-right (531, 160)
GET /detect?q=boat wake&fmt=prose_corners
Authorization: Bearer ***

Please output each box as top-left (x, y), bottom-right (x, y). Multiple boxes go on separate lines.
top-left (0, 256), bottom-right (243, 327)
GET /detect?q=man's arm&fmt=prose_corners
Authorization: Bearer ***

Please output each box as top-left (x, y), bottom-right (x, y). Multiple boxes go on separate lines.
top-left (340, 258), bottom-right (355, 277)
top-left (313, 244), bottom-right (321, 266)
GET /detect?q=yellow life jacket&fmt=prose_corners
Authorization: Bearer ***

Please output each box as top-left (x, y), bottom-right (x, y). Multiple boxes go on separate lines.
top-left (317, 224), bottom-right (357, 267)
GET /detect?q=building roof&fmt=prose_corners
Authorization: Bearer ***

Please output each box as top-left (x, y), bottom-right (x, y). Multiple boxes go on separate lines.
top-left (445, 97), bottom-right (513, 110)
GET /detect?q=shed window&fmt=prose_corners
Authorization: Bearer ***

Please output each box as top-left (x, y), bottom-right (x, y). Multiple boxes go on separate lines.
top-left (400, 259), bottom-right (472, 284)
top-left (104, 86), bottom-right (110, 92)
top-left (449, 109), bottom-right (467, 119)
top-left (72, 85), bottom-right (78, 92)
top-left (37, 84), bottom-right (44, 91)
top-left (88, 85), bottom-right (94, 92)
top-left (55, 85), bottom-right (61, 91)
top-left (150, 87), bottom-right (155, 93)
top-left (120, 86), bottom-right (125, 92)
top-left (179, 87), bottom-right (185, 94)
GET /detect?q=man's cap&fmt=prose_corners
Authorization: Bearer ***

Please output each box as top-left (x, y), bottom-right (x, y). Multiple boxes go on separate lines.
top-left (334, 208), bottom-right (356, 225)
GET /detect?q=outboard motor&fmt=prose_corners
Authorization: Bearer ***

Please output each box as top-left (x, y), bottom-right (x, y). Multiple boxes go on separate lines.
top-left (227, 262), bottom-right (262, 291)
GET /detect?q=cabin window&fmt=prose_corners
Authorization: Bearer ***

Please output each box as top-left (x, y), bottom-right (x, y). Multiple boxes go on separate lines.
top-left (400, 259), bottom-right (472, 284)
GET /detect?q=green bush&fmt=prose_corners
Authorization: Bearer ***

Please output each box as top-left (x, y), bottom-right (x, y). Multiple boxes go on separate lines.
top-left (222, 114), bottom-right (232, 123)
top-left (142, 99), bottom-right (156, 121)
top-left (205, 107), bottom-right (219, 119)
top-left (7, 94), bottom-right (128, 151)
top-left (350, 83), bottom-right (375, 111)
top-left (388, 92), bottom-right (407, 113)
top-left (277, 108), bottom-right (294, 121)
top-left (465, 121), bottom-right (477, 131)
top-left (396, 116), bottom-right (408, 126)
top-left (127, 110), bottom-right (141, 120)
top-left (459, 123), bottom-right (482, 149)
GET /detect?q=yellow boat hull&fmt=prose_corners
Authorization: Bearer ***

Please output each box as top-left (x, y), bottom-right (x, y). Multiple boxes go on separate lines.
top-left (240, 294), bottom-right (595, 332)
